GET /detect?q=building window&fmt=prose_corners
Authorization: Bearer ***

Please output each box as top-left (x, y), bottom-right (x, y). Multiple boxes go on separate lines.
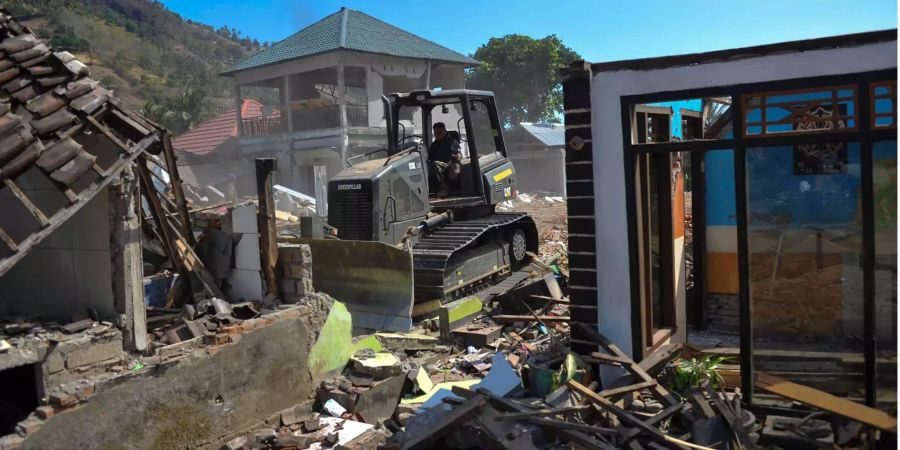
top-left (634, 106), bottom-right (672, 143)
top-left (742, 85), bottom-right (858, 137)
top-left (636, 152), bottom-right (678, 350)
top-left (871, 81), bottom-right (896, 129)
top-left (680, 109), bottom-right (703, 140)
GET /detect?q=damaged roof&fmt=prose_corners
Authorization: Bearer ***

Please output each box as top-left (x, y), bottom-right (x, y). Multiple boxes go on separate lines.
top-left (0, 9), bottom-right (166, 278)
top-left (223, 7), bottom-right (479, 75)
top-left (173, 99), bottom-right (278, 157)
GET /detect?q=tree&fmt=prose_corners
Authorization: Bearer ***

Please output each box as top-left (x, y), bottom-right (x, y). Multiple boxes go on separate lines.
top-left (140, 85), bottom-right (207, 133)
top-left (467, 34), bottom-right (580, 126)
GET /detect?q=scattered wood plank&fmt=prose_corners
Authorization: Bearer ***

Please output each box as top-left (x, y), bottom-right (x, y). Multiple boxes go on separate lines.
top-left (567, 380), bottom-right (693, 450)
top-left (589, 352), bottom-right (634, 366)
top-left (493, 314), bottom-right (570, 323)
top-left (703, 384), bottom-right (748, 449)
top-left (686, 388), bottom-right (716, 419)
top-left (472, 387), bottom-right (616, 450)
top-left (756, 372), bottom-right (897, 432)
top-left (522, 416), bottom-right (617, 437)
top-left (596, 380), bottom-right (658, 398)
top-left (495, 405), bottom-right (591, 420)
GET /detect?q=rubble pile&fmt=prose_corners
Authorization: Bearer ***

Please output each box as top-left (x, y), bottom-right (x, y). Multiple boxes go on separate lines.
top-left (498, 192), bottom-right (568, 275)
top-left (146, 298), bottom-right (261, 347)
top-left (209, 250), bottom-right (893, 450)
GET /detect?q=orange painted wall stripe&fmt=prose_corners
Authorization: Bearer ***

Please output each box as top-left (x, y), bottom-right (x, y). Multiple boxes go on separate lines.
top-left (707, 252), bottom-right (739, 294)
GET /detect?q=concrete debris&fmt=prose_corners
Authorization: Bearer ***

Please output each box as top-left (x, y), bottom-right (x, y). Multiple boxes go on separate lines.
top-left (220, 435), bottom-right (248, 450)
top-left (374, 333), bottom-right (438, 352)
top-left (350, 351), bottom-right (402, 380)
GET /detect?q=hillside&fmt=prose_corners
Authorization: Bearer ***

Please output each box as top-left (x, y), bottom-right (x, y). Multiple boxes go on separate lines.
top-left (6, 0), bottom-right (265, 133)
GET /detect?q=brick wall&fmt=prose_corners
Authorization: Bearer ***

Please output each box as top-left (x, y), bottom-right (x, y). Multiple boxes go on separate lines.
top-left (278, 244), bottom-right (313, 303)
top-left (708, 294), bottom-right (740, 334)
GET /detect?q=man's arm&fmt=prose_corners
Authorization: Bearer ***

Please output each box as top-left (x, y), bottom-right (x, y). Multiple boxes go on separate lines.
top-left (450, 139), bottom-right (462, 161)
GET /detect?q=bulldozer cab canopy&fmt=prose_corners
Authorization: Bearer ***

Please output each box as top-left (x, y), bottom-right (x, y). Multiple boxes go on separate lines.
top-left (384, 89), bottom-right (508, 162)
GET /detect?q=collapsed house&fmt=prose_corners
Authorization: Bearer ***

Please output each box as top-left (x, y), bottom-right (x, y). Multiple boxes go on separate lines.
top-left (0, 10), bottom-right (350, 449)
top-left (561, 30), bottom-right (897, 406)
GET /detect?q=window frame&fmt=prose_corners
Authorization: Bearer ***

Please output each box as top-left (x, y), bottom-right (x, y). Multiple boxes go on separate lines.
top-left (620, 69), bottom-right (896, 405)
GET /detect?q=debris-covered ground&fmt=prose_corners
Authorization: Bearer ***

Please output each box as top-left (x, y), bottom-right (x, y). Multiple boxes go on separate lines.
top-left (203, 206), bottom-right (895, 450)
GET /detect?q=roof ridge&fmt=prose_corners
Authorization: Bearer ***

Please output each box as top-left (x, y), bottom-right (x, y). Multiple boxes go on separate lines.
top-left (227, 9), bottom-right (344, 72)
top-left (345, 9), bottom-right (476, 63)
top-left (223, 7), bottom-right (478, 75)
top-left (339, 7), bottom-right (348, 48)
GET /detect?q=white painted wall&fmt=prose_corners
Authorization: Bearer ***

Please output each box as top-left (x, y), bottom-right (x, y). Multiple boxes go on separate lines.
top-left (0, 188), bottom-right (114, 321)
top-left (508, 149), bottom-right (566, 195)
top-left (589, 40), bottom-right (897, 361)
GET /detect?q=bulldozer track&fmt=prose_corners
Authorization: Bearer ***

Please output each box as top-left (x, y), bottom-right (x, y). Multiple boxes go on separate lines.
top-left (412, 212), bottom-right (535, 303)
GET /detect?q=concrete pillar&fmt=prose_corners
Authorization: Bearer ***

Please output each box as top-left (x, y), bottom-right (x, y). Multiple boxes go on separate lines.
top-left (314, 163), bottom-right (327, 217)
top-left (109, 168), bottom-right (146, 351)
top-left (234, 85), bottom-right (243, 138)
top-left (337, 55), bottom-right (348, 166)
top-left (283, 75), bottom-right (294, 134)
top-left (366, 67), bottom-right (384, 127)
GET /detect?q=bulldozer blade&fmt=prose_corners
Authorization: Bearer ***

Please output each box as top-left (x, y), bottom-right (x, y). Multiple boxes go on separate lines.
top-left (295, 238), bottom-right (414, 331)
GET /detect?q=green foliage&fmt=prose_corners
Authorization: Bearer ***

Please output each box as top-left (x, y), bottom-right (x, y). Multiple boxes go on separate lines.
top-left (49, 24), bottom-right (90, 52)
top-left (141, 86), bottom-right (207, 134)
top-left (6, 0), bottom-right (261, 133)
top-left (467, 34), bottom-right (580, 127)
top-left (661, 356), bottom-right (729, 394)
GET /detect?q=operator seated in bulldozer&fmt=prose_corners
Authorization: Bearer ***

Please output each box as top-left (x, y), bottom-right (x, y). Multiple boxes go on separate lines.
top-left (427, 122), bottom-right (462, 197)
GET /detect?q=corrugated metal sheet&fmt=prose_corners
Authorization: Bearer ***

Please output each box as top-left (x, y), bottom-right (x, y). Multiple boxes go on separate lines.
top-left (517, 122), bottom-right (564, 147)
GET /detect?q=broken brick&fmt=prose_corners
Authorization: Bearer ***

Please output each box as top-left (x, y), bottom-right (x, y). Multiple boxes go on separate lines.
top-left (14, 416), bottom-right (42, 436)
top-left (49, 391), bottom-right (78, 407)
top-left (303, 418), bottom-right (321, 432)
top-left (281, 406), bottom-right (301, 426)
top-left (0, 434), bottom-right (24, 450)
top-left (35, 406), bottom-right (55, 420)
top-left (275, 433), bottom-right (311, 449)
top-left (219, 435), bottom-right (247, 450)
top-left (253, 428), bottom-right (276, 444)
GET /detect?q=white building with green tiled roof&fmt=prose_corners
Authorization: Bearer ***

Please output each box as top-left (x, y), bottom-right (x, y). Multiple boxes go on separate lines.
top-left (218, 7), bottom-right (478, 209)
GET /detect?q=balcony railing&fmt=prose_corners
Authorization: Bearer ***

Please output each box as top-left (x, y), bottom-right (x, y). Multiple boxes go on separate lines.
top-left (241, 116), bottom-right (284, 137)
top-left (347, 104), bottom-right (368, 127)
top-left (240, 104), bottom-right (370, 137)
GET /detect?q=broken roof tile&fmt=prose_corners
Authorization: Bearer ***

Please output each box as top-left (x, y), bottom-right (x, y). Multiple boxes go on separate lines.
top-left (0, 127), bottom-right (31, 164)
top-left (1, 75), bottom-right (29, 93)
top-left (69, 87), bottom-right (110, 114)
top-left (36, 137), bottom-right (80, 172)
top-left (1, 139), bottom-right (43, 180)
top-left (0, 113), bottom-right (22, 137)
top-left (10, 43), bottom-right (49, 62)
top-left (25, 92), bottom-right (66, 118)
top-left (0, 8), bottom-right (166, 279)
top-left (11, 83), bottom-right (39, 103)
top-left (61, 79), bottom-right (97, 99)
top-left (0, 34), bottom-right (36, 53)
top-left (30, 108), bottom-right (76, 135)
top-left (49, 148), bottom-right (95, 186)
top-left (0, 67), bottom-right (20, 84)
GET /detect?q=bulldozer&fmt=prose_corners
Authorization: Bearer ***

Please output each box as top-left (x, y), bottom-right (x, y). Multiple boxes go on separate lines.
top-left (296, 90), bottom-right (539, 331)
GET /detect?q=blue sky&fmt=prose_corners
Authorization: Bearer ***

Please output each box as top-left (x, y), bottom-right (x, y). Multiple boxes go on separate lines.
top-left (160, 0), bottom-right (897, 62)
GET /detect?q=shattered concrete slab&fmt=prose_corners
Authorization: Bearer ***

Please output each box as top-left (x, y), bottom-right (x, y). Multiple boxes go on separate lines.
top-left (9, 300), bottom-right (337, 449)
